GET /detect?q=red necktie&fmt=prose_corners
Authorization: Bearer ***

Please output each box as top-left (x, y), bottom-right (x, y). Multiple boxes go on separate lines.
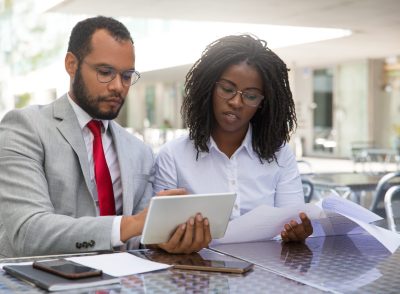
top-left (87, 120), bottom-right (116, 215)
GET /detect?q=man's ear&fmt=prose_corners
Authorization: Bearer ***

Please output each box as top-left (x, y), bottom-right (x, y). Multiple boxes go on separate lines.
top-left (65, 52), bottom-right (79, 78)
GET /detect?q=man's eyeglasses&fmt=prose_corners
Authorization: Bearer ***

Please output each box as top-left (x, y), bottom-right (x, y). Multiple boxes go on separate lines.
top-left (83, 61), bottom-right (140, 87)
top-left (215, 81), bottom-right (264, 107)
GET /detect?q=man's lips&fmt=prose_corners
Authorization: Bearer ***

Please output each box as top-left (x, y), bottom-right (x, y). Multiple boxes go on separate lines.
top-left (102, 97), bottom-right (123, 106)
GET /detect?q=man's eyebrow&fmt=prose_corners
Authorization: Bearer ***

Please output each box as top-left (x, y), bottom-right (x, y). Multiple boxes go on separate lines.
top-left (92, 63), bottom-right (113, 67)
top-left (95, 64), bottom-right (136, 71)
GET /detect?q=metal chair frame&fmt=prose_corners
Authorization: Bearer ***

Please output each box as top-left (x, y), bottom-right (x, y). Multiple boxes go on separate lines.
top-left (369, 171), bottom-right (400, 216)
top-left (384, 185), bottom-right (400, 232)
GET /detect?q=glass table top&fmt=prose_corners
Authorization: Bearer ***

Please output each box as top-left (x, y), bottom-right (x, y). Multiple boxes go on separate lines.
top-left (212, 234), bottom-right (400, 293)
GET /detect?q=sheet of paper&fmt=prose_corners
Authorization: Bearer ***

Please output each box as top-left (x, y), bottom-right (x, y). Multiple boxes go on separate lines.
top-left (344, 214), bottom-right (400, 253)
top-left (318, 195), bottom-right (383, 223)
top-left (211, 203), bottom-right (324, 245)
top-left (314, 195), bottom-right (400, 253)
top-left (310, 212), bottom-right (365, 237)
top-left (67, 252), bottom-right (171, 277)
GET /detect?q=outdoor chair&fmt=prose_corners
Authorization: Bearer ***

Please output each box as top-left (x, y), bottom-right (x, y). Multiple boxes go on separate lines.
top-left (369, 171), bottom-right (400, 218)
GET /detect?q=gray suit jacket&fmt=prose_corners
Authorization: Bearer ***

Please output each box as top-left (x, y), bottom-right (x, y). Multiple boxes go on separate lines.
top-left (0, 95), bottom-right (154, 257)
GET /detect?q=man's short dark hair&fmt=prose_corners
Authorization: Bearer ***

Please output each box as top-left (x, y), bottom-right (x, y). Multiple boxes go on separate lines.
top-left (67, 15), bottom-right (133, 61)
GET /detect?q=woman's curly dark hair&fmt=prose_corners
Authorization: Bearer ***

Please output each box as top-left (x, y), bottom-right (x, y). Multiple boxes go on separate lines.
top-left (181, 34), bottom-right (296, 162)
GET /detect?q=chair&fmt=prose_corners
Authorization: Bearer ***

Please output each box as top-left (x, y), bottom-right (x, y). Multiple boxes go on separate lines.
top-left (369, 171), bottom-right (400, 218)
top-left (301, 179), bottom-right (314, 203)
top-left (384, 185), bottom-right (400, 232)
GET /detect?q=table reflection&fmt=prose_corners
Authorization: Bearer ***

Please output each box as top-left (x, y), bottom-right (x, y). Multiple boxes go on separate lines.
top-left (280, 242), bottom-right (313, 273)
top-left (212, 234), bottom-right (394, 293)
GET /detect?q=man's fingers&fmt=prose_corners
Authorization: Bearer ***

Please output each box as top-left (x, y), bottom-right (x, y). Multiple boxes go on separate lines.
top-left (156, 188), bottom-right (187, 196)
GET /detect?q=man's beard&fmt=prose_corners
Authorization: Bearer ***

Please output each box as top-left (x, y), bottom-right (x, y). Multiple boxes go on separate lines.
top-left (72, 66), bottom-right (125, 120)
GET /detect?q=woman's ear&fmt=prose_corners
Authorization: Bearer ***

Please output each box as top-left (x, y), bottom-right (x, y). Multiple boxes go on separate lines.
top-left (65, 52), bottom-right (79, 78)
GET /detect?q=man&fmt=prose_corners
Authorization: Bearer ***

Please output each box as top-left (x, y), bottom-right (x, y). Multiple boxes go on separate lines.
top-left (0, 16), bottom-right (210, 257)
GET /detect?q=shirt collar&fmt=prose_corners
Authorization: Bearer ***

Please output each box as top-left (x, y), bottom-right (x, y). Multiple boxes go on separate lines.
top-left (199, 124), bottom-right (256, 160)
top-left (67, 93), bottom-right (110, 132)
top-left (241, 124), bottom-right (256, 159)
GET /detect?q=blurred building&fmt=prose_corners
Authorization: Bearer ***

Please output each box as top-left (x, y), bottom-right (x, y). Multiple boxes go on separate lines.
top-left (1, 0), bottom-right (400, 158)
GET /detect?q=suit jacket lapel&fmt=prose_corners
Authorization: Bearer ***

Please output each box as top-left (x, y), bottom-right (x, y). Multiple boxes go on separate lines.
top-left (110, 122), bottom-right (134, 215)
top-left (53, 95), bottom-right (94, 200)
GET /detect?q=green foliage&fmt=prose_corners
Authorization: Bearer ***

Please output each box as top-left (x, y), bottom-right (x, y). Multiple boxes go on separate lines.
top-left (14, 92), bottom-right (31, 108)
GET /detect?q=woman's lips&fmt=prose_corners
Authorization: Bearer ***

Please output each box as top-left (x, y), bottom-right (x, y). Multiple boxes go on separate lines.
top-left (223, 112), bottom-right (240, 123)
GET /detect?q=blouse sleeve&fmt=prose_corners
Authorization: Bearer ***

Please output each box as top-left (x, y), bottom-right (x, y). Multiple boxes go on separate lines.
top-left (274, 144), bottom-right (304, 207)
top-left (154, 143), bottom-right (179, 193)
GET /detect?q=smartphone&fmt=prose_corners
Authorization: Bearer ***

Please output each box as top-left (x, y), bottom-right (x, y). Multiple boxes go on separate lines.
top-left (32, 259), bottom-right (102, 279)
top-left (173, 258), bottom-right (254, 273)
top-left (131, 249), bottom-right (253, 274)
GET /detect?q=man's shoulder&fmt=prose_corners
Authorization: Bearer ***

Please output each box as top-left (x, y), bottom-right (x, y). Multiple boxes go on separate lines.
top-left (1, 104), bottom-right (50, 124)
top-left (2, 97), bottom-right (65, 121)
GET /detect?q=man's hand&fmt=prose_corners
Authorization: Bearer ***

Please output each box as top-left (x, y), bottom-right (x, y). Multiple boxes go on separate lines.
top-left (156, 188), bottom-right (187, 196)
top-left (281, 212), bottom-right (313, 242)
top-left (120, 188), bottom-right (187, 242)
top-left (120, 208), bottom-right (148, 242)
top-left (157, 213), bottom-right (212, 254)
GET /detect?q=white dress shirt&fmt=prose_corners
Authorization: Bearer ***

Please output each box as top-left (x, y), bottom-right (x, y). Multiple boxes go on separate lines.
top-left (154, 125), bottom-right (303, 219)
top-left (68, 95), bottom-right (123, 246)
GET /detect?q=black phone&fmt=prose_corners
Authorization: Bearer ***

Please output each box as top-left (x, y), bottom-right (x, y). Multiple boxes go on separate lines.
top-left (131, 249), bottom-right (254, 274)
top-left (32, 259), bottom-right (102, 279)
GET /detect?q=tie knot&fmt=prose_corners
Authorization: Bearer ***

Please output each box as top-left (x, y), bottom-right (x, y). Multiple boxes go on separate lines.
top-left (87, 120), bottom-right (102, 137)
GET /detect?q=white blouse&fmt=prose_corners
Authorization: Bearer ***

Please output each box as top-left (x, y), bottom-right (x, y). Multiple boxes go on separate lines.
top-left (154, 125), bottom-right (304, 219)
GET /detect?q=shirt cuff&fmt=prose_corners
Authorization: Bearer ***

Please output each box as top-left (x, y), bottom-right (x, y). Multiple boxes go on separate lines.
top-left (111, 216), bottom-right (124, 247)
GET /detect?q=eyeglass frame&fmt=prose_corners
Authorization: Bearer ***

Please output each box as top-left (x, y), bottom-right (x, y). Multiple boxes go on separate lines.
top-left (215, 81), bottom-right (265, 107)
top-left (82, 60), bottom-right (141, 86)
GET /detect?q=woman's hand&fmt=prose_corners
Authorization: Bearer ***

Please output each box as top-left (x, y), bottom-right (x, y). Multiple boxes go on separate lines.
top-left (281, 212), bottom-right (313, 242)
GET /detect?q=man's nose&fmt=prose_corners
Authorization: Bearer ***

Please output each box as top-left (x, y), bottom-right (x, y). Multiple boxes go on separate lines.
top-left (107, 73), bottom-right (125, 92)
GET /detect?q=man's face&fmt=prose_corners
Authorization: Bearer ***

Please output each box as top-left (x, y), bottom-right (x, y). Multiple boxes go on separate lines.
top-left (70, 29), bottom-right (135, 120)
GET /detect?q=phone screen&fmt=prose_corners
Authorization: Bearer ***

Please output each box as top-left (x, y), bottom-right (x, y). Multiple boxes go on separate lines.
top-left (131, 249), bottom-right (253, 274)
top-left (33, 260), bottom-right (102, 279)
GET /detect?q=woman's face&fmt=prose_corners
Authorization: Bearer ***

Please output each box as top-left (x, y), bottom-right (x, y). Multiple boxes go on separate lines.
top-left (212, 61), bottom-right (264, 137)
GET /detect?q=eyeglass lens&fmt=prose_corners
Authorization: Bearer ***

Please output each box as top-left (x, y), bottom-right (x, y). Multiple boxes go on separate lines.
top-left (96, 66), bottom-right (140, 85)
top-left (216, 81), bottom-right (263, 106)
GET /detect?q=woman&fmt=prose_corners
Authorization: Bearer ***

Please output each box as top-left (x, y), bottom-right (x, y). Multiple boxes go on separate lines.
top-left (155, 34), bottom-right (312, 242)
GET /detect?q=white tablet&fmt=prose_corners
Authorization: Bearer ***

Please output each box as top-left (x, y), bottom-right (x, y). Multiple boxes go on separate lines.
top-left (141, 192), bottom-right (237, 244)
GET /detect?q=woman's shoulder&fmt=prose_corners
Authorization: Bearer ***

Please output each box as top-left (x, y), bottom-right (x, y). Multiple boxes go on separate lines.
top-left (274, 143), bottom-right (296, 161)
top-left (157, 132), bottom-right (194, 156)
